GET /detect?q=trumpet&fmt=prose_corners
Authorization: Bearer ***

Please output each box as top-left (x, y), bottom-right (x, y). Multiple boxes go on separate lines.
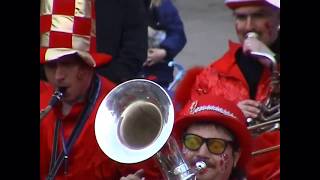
top-left (40, 87), bottom-right (65, 121)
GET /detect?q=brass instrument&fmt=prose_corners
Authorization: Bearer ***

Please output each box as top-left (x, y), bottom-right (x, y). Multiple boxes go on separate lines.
top-left (95, 79), bottom-right (206, 180)
top-left (245, 32), bottom-right (280, 156)
top-left (40, 87), bottom-right (65, 121)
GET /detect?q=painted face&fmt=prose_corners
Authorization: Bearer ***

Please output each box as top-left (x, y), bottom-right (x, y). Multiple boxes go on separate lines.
top-left (44, 54), bottom-right (92, 104)
top-left (233, 5), bottom-right (280, 46)
top-left (182, 123), bottom-right (240, 180)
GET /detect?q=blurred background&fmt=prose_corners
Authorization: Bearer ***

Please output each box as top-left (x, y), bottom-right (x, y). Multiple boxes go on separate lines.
top-left (172, 0), bottom-right (239, 69)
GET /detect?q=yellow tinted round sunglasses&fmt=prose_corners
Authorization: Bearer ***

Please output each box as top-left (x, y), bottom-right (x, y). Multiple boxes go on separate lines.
top-left (183, 133), bottom-right (233, 155)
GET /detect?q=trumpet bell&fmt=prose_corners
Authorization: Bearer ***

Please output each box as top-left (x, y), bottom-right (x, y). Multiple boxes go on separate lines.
top-left (95, 79), bottom-right (174, 164)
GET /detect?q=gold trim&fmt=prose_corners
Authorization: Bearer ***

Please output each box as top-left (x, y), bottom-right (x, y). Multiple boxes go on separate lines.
top-left (51, 15), bottom-right (74, 33)
top-left (40, 0), bottom-right (54, 15)
top-left (75, 0), bottom-right (92, 18)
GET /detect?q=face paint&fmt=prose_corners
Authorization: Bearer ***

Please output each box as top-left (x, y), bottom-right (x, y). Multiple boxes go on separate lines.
top-left (218, 153), bottom-right (231, 173)
top-left (264, 21), bottom-right (273, 38)
top-left (218, 154), bottom-right (226, 172)
top-left (222, 154), bottom-right (230, 172)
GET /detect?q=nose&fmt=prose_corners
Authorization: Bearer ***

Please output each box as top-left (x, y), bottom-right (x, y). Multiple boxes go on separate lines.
top-left (244, 16), bottom-right (254, 32)
top-left (197, 143), bottom-right (211, 156)
top-left (54, 64), bottom-right (66, 82)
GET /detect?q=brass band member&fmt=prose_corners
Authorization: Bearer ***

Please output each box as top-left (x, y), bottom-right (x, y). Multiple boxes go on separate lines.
top-left (173, 95), bottom-right (252, 180)
top-left (174, 0), bottom-right (280, 179)
top-left (40, 0), bottom-right (162, 179)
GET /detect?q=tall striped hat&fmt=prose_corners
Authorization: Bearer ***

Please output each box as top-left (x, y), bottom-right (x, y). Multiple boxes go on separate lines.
top-left (40, 0), bottom-right (112, 67)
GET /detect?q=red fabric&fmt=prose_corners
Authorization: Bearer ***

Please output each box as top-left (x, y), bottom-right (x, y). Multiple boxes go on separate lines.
top-left (73, 16), bottom-right (92, 36)
top-left (247, 131), bottom-right (280, 180)
top-left (189, 41), bottom-right (271, 104)
top-left (89, 36), bottom-right (97, 52)
top-left (176, 41), bottom-right (280, 179)
top-left (174, 66), bottom-right (204, 112)
top-left (225, 0), bottom-right (270, 9)
top-left (40, 15), bottom-right (52, 33)
top-left (49, 31), bottom-right (73, 48)
top-left (52, 0), bottom-right (75, 16)
top-left (91, 53), bottom-right (113, 67)
top-left (40, 76), bottom-right (164, 180)
top-left (40, 48), bottom-right (47, 64)
top-left (146, 75), bottom-right (158, 81)
top-left (40, 81), bottom-right (54, 107)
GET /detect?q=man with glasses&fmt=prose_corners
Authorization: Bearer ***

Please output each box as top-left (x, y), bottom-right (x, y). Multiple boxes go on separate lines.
top-left (173, 95), bottom-right (252, 180)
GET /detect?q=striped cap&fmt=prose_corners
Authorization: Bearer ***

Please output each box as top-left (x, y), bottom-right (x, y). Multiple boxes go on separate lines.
top-left (40, 0), bottom-right (112, 67)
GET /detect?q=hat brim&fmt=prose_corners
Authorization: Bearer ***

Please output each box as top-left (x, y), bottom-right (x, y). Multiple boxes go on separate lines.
top-left (40, 47), bottom-right (112, 67)
top-left (173, 113), bottom-right (252, 170)
top-left (225, 0), bottom-right (278, 9)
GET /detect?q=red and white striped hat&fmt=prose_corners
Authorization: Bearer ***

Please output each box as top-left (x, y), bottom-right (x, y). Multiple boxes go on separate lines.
top-left (225, 0), bottom-right (280, 9)
top-left (40, 0), bottom-right (112, 67)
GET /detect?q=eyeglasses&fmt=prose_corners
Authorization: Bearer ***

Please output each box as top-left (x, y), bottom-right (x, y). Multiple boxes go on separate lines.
top-left (183, 133), bottom-right (233, 155)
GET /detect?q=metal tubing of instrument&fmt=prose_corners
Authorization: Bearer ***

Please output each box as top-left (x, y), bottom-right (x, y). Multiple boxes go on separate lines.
top-left (40, 88), bottom-right (65, 122)
top-left (40, 106), bottom-right (53, 121)
top-left (251, 145), bottom-right (280, 156)
top-left (248, 118), bottom-right (280, 131)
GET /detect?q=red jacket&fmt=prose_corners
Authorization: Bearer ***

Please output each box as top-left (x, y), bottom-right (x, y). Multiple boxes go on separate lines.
top-left (40, 77), bottom-right (163, 180)
top-left (176, 41), bottom-right (280, 180)
top-left (190, 41), bottom-right (271, 103)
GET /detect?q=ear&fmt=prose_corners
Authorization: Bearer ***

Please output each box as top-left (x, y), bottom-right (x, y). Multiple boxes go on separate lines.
top-left (232, 150), bottom-right (241, 168)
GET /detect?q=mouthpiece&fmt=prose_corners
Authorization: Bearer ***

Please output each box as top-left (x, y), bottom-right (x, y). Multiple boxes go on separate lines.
top-left (246, 32), bottom-right (258, 39)
top-left (195, 161), bottom-right (207, 171)
top-left (49, 87), bottom-right (66, 106)
top-left (40, 87), bottom-right (66, 121)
